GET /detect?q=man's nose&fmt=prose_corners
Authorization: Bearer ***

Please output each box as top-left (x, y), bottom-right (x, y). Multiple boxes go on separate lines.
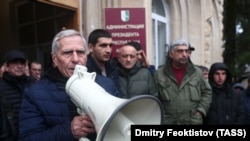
top-left (72, 52), bottom-right (80, 62)
top-left (106, 46), bottom-right (112, 53)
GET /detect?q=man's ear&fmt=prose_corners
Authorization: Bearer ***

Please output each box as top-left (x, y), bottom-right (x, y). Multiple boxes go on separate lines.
top-left (51, 53), bottom-right (57, 67)
top-left (88, 43), bottom-right (94, 53)
top-left (168, 51), bottom-right (173, 58)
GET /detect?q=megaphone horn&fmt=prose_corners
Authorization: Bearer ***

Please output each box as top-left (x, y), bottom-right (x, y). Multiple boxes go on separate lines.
top-left (66, 65), bottom-right (164, 141)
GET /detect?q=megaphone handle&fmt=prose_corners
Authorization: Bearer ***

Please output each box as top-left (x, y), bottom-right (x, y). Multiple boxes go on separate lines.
top-left (77, 108), bottom-right (91, 141)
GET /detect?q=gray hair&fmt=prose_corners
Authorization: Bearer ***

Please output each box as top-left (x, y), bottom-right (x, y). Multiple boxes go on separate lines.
top-left (51, 29), bottom-right (88, 54)
top-left (169, 39), bottom-right (189, 52)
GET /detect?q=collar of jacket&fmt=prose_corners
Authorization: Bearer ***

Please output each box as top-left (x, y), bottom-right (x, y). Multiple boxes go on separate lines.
top-left (86, 54), bottom-right (115, 76)
top-left (164, 58), bottom-right (195, 77)
top-left (118, 62), bottom-right (142, 76)
top-left (43, 67), bottom-right (68, 89)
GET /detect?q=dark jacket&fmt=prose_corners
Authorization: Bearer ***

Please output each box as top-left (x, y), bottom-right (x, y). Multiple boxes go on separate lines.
top-left (0, 72), bottom-right (33, 141)
top-left (205, 62), bottom-right (245, 125)
top-left (0, 92), bottom-right (16, 141)
top-left (86, 54), bottom-right (121, 97)
top-left (18, 67), bottom-right (121, 141)
top-left (95, 74), bottom-right (120, 97)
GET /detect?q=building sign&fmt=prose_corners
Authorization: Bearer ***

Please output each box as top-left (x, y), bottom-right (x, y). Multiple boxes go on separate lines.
top-left (105, 8), bottom-right (146, 57)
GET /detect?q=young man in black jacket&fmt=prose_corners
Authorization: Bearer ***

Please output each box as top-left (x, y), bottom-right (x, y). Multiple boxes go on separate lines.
top-left (86, 29), bottom-right (121, 97)
top-left (205, 62), bottom-right (245, 124)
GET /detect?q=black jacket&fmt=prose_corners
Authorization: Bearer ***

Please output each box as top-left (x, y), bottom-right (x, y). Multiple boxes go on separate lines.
top-left (0, 72), bottom-right (33, 141)
top-left (0, 92), bottom-right (16, 141)
top-left (205, 63), bottom-right (245, 124)
top-left (86, 54), bottom-right (121, 97)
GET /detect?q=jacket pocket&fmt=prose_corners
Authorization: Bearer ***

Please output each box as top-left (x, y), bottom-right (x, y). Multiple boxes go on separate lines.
top-left (158, 82), bottom-right (171, 101)
top-left (188, 80), bottom-right (201, 101)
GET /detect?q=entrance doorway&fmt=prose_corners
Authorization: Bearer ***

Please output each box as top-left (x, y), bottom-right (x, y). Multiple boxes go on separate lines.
top-left (1, 0), bottom-right (79, 70)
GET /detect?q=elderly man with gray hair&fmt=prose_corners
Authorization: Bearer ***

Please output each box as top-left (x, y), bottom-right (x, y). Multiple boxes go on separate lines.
top-left (18, 29), bottom-right (121, 141)
top-left (154, 39), bottom-right (212, 125)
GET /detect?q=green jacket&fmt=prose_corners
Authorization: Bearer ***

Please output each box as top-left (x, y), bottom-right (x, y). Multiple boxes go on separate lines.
top-left (154, 59), bottom-right (212, 125)
top-left (119, 62), bottom-right (156, 98)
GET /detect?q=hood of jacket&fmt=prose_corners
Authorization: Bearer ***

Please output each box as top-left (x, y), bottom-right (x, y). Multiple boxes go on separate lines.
top-left (208, 62), bottom-right (232, 88)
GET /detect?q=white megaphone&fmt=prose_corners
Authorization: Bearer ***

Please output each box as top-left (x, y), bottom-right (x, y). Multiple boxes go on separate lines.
top-left (66, 65), bottom-right (163, 141)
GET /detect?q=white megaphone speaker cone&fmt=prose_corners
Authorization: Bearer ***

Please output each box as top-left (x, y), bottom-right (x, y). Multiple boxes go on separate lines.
top-left (66, 65), bottom-right (163, 141)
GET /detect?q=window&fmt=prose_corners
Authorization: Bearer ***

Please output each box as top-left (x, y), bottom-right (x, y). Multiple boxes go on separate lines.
top-left (152, 0), bottom-right (169, 68)
top-left (12, 0), bottom-right (77, 70)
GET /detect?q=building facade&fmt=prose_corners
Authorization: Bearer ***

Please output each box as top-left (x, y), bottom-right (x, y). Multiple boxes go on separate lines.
top-left (0, 0), bottom-right (224, 70)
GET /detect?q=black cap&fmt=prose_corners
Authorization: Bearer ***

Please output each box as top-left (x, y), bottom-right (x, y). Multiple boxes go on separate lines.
top-left (189, 44), bottom-right (195, 51)
top-left (189, 46), bottom-right (195, 51)
top-left (3, 49), bottom-right (26, 63)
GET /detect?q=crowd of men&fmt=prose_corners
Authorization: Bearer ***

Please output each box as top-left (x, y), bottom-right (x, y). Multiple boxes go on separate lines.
top-left (0, 29), bottom-right (249, 141)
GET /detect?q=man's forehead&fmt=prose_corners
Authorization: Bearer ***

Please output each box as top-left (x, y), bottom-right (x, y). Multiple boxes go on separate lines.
top-left (61, 46), bottom-right (85, 51)
top-left (120, 50), bottom-right (137, 55)
top-left (120, 45), bottom-right (137, 51)
top-left (215, 69), bottom-right (226, 73)
top-left (97, 37), bottom-right (112, 43)
top-left (175, 45), bottom-right (189, 49)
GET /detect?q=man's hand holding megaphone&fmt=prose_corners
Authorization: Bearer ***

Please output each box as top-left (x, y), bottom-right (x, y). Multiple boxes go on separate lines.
top-left (71, 115), bottom-right (95, 140)
top-left (66, 65), bottom-right (163, 141)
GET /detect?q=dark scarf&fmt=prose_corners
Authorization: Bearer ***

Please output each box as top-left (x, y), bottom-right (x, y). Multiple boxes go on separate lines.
top-left (43, 67), bottom-right (81, 118)
top-left (43, 67), bottom-right (68, 86)
top-left (118, 62), bottom-right (142, 77)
